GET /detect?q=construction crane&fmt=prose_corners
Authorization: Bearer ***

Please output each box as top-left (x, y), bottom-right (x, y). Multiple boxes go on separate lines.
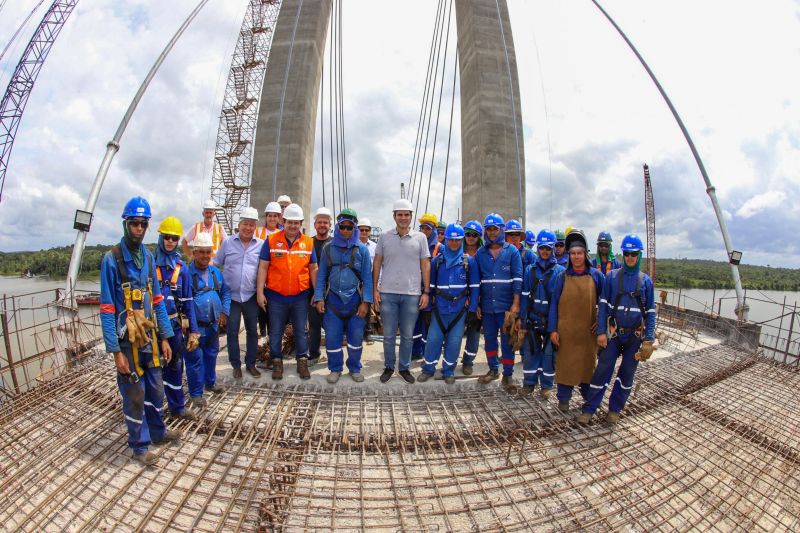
top-left (643, 164), bottom-right (656, 282)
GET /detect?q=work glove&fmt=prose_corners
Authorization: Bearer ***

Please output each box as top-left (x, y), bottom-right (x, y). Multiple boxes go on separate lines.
top-left (635, 340), bottom-right (655, 362)
top-left (186, 332), bottom-right (201, 352)
top-left (181, 317), bottom-right (190, 333)
top-left (131, 309), bottom-right (155, 348)
top-left (125, 313), bottom-right (139, 346)
top-left (465, 311), bottom-right (480, 333)
top-left (510, 321), bottom-right (526, 352)
top-left (502, 311), bottom-right (518, 336)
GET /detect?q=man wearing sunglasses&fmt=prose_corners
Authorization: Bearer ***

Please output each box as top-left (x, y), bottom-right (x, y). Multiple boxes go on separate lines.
top-left (314, 209), bottom-right (373, 383)
top-left (461, 220), bottom-right (483, 375)
top-left (592, 231), bottom-right (621, 276)
top-left (553, 230), bottom-right (568, 267)
top-left (100, 196), bottom-right (177, 466)
top-left (578, 234), bottom-right (656, 425)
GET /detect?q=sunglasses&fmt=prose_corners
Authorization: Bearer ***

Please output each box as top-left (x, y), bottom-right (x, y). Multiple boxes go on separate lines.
top-left (128, 220), bottom-right (149, 229)
top-left (162, 234), bottom-right (180, 242)
top-left (359, 228), bottom-right (370, 232)
top-left (506, 232), bottom-right (523, 237)
top-left (555, 243), bottom-right (565, 247)
top-left (597, 243), bottom-right (610, 248)
top-left (465, 233), bottom-right (479, 238)
top-left (338, 224), bottom-right (355, 231)
top-left (623, 251), bottom-right (639, 257)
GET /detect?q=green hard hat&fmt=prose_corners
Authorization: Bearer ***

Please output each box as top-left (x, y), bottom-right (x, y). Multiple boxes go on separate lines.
top-left (337, 207), bottom-right (358, 223)
top-left (437, 220), bottom-right (447, 230)
top-left (555, 230), bottom-right (566, 241)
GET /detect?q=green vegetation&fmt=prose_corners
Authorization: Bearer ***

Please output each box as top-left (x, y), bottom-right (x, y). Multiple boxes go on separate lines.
top-left (0, 244), bottom-right (161, 279)
top-left (655, 259), bottom-right (800, 291)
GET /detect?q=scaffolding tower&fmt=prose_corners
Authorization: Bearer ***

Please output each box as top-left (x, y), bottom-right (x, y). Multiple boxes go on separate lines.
top-left (644, 163), bottom-right (656, 282)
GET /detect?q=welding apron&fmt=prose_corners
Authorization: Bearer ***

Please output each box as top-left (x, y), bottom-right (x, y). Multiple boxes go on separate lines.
top-left (555, 274), bottom-right (597, 386)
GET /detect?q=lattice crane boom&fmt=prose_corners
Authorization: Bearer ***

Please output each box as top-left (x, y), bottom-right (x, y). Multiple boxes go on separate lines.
top-left (643, 163), bottom-right (656, 282)
top-left (0, 0), bottom-right (80, 204)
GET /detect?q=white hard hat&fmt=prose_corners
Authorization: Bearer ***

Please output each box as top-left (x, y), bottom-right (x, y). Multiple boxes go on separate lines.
top-left (239, 207), bottom-right (259, 222)
top-left (277, 194), bottom-right (292, 205)
top-left (313, 206), bottom-right (333, 221)
top-left (357, 217), bottom-right (372, 228)
top-left (283, 203), bottom-right (304, 221)
top-left (264, 201), bottom-right (281, 214)
top-left (393, 198), bottom-right (413, 212)
top-left (202, 200), bottom-right (217, 211)
top-left (192, 232), bottom-right (214, 249)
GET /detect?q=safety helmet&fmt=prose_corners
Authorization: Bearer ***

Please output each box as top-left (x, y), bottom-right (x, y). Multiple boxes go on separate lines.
top-left (202, 199), bottom-right (217, 211)
top-left (565, 229), bottom-right (589, 252)
top-left (597, 230), bottom-right (613, 244)
top-left (565, 226), bottom-right (574, 236)
top-left (193, 232), bottom-right (214, 249)
top-left (536, 229), bottom-right (557, 249)
top-left (393, 198), bottom-right (413, 212)
top-left (444, 223), bottom-right (465, 240)
top-left (158, 216), bottom-right (183, 236)
top-left (264, 201), bottom-right (282, 214)
top-left (464, 220), bottom-right (483, 236)
top-left (524, 230), bottom-right (536, 246)
top-left (418, 212), bottom-right (438, 227)
top-left (437, 220), bottom-right (447, 231)
top-left (554, 229), bottom-right (566, 243)
top-left (121, 196), bottom-right (152, 219)
top-left (505, 219), bottom-right (523, 233)
top-left (620, 234), bottom-right (644, 253)
top-left (277, 194), bottom-right (292, 206)
top-left (483, 213), bottom-right (505, 229)
top-left (357, 217), bottom-right (372, 228)
top-left (239, 207), bottom-right (259, 222)
top-left (283, 203), bottom-right (304, 221)
top-left (337, 207), bottom-right (358, 223)
top-left (314, 206), bottom-right (333, 221)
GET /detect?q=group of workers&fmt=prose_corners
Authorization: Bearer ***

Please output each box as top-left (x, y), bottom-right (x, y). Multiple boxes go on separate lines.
top-left (100, 194), bottom-right (655, 465)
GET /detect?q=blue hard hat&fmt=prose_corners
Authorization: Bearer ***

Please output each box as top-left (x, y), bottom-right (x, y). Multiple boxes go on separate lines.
top-left (464, 220), bottom-right (483, 236)
top-left (597, 230), bottom-right (613, 243)
top-left (444, 223), bottom-right (465, 240)
top-left (620, 234), bottom-right (644, 252)
top-left (536, 229), bottom-right (557, 249)
top-left (525, 230), bottom-right (536, 246)
top-left (505, 219), bottom-right (523, 233)
top-left (483, 213), bottom-right (505, 229)
top-left (121, 196), bottom-right (152, 219)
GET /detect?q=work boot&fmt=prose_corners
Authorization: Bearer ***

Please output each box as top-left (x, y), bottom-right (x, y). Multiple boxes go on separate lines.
top-left (462, 365), bottom-right (473, 376)
top-left (417, 371), bottom-right (433, 383)
top-left (272, 359), bottom-right (284, 380)
top-left (519, 385), bottom-right (535, 396)
top-left (349, 372), bottom-right (364, 383)
top-left (307, 356), bottom-right (320, 367)
top-left (558, 402), bottom-right (570, 413)
top-left (365, 334), bottom-right (374, 345)
top-left (256, 354), bottom-right (273, 370)
top-left (297, 358), bottom-right (311, 380)
top-left (380, 368), bottom-right (393, 383)
top-left (501, 375), bottom-right (517, 392)
top-left (153, 429), bottom-right (181, 445)
top-left (576, 412), bottom-right (592, 425)
top-left (399, 370), bottom-right (415, 384)
top-left (478, 369), bottom-right (500, 384)
top-left (246, 366), bottom-right (261, 378)
top-left (539, 388), bottom-right (551, 400)
top-left (444, 375), bottom-right (456, 385)
top-left (191, 396), bottom-right (207, 409)
top-left (134, 451), bottom-right (158, 466)
top-left (232, 367), bottom-right (243, 379)
top-left (606, 411), bottom-right (621, 425)
top-left (326, 371), bottom-right (341, 384)
top-left (205, 383), bottom-right (225, 394)
top-left (173, 408), bottom-right (198, 421)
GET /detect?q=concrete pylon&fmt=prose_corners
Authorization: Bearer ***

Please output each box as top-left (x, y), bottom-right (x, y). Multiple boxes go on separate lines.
top-left (251, 0), bottom-right (332, 221)
top-left (456, 0), bottom-right (525, 225)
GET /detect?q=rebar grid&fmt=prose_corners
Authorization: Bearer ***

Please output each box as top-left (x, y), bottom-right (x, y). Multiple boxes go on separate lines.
top-left (0, 343), bottom-right (798, 531)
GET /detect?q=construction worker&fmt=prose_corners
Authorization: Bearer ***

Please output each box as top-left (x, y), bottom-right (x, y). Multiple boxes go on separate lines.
top-left (437, 220), bottom-right (447, 244)
top-left (185, 233), bottom-right (230, 407)
top-left (256, 202), bottom-right (282, 338)
top-left (592, 230), bottom-right (621, 275)
top-left (357, 217), bottom-right (378, 344)
top-left (505, 219), bottom-right (535, 274)
top-left (412, 212), bottom-right (441, 361)
top-left (461, 220), bottom-right (483, 374)
top-left (308, 206), bottom-right (333, 365)
top-left (554, 230), bottom-right (568, 267)
top-left (475, 213), bottom-right (523, 391)
top-left (100, 196), bottom-right (177, 466)
top-left (155, 216), bottom-right (200, 420)
top-left (373, 198), bottom-right (430, 384)
top-left (181, 199), bottom-right (227, 260)
top-left (215, 207), bottom-right (263, 379)
top-left (418, 224), bottom-right (479, 384)
top-left (313, 208), bottom-right (373, 383)
top-left (547, 229), bottom-right (605, 412)
top-left (524, 230), bottom-right (536, 251)
top-left (277, 194), bottom-right (292, 224)
top-left (578, 234), bottom-right (656, 425)
top-left (519, 229), bottom-right (565, 398)
top-left (257, 203), bottom-right (319, 380)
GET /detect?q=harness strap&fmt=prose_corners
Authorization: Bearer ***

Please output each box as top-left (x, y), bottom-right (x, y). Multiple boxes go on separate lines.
top-left (323, 243), bottom-right (363, 299)
top-left (432, 306), bottom-right (467, 336)
top-left (526, 266), bottom-right (554, 322)
top-left (433, 255), bottom-right (469, 302)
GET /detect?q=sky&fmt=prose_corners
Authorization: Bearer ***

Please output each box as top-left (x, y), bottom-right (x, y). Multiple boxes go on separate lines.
top-left (0, 0), bottom-right (798, 269)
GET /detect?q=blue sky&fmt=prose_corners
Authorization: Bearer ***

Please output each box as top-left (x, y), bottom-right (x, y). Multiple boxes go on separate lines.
top-left (0, 0), bottom-right (799, 268)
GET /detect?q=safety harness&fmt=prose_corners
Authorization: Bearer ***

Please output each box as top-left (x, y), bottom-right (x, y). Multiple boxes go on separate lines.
top-left (112, 245), bottom-right (159, 376)
top-left (607, 270), bottom-right (645, 338)
top-left (525, 267), bottom-right (554, 329)
top-left (156, 264), bottom-right (183, 320)
top-left (431, 254), bottom-right (469, 335)
top-left (322, 243), bottom-right (364, 320)
top-left (191, 269), bottom-right (220, 327)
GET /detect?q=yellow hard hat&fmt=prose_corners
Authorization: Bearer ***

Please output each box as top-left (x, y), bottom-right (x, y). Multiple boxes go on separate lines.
top-left (158, 216), bottom-right (184, 237)
top-left (565, 225), bottom-right (574, 236)
top-left (418, 212), bottom-right (438, 226)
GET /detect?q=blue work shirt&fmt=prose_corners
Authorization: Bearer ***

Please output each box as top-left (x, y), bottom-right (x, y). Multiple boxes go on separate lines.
top-left (556, 254), bottom-right (568, 267)
top-left (156, 259), bottom-right (199, 335)
top-left (547, 266), bottom-right (605, 333)
top-left (429, 254), bottom-right (480, 314)
top-left (314, 242), bottom-right (373, 305)
top-left (188, 262), bottom-right (231, 329)
top-left (597, 268), bottom-right (656, 341)
top-left (515, 244), bottom-right (536, 273)
top-left (214, 234), bottom-right (263, 303)
top-left (520, 255), bottom-right (565, 331)
top-left (100, 240), bottom-right (174, 354)
top-left (475, 243), bottom-right (523, 314)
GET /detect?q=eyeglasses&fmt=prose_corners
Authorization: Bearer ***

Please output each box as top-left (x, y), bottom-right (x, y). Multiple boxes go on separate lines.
top-left (162, 234), bottom-right (180, 242)
top-left (338, 224), bottom-right (355, 231)
top-left (623, 251), bottom-right (639, 257)
top-left (128, 220), bottom-right (148, 229)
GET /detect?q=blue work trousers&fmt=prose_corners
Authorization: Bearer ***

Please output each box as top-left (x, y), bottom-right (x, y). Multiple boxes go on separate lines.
top-left (323, 294), bottom-right (365, 373)
top-left (380, 292), bottom-right (420, 371)
top-left (268, 297), bottom-right (309, 359)
top-left (117, 354), bottom-right (166, 455)
top-left (462, 326), bottom-right (480, 367)
top-left (557, 383), bottom-right (591, 404)
top-left (422, 311), bottom-right (466, 377)
top-left (227, 295), bottom-right (259, 369)
top-left (185, 326), bottom-right (220, 398)
top-left (582, 334), bottom-right (641, 414)
top-left (522, 329), bottom-right (555, 389)
top-left (482, 311), bottom-right (515, 375)
top-left (412, 314), bottom-right (428, 358)
top-left (162, 322), bottom-right (187, 414)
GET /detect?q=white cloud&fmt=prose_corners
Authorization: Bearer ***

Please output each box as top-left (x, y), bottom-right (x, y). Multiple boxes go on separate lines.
top-left (736, 190), bottom-right (787, 219)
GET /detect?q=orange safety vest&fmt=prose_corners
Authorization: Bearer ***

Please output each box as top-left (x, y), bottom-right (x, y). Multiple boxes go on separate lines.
top-left (266, 231), bottom-right (314, 296)
top-left (194, 222), bottom-right (223, 254)
top-left (596, 260), bottom-right (613, 275)
top-left (432, 242), bottom-right (441, 258)
top-left (254, 226), bottom-right (276, 240)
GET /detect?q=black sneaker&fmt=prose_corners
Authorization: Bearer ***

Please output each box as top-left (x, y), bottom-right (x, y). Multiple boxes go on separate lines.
top-left (399, 370), bottom-right (415, 384)
top-left (380, 368), bottom-right (394, 383)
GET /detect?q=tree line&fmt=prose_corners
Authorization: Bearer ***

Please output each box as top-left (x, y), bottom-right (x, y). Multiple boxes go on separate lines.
top-left (0, 244), bottom-right (160, 279)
